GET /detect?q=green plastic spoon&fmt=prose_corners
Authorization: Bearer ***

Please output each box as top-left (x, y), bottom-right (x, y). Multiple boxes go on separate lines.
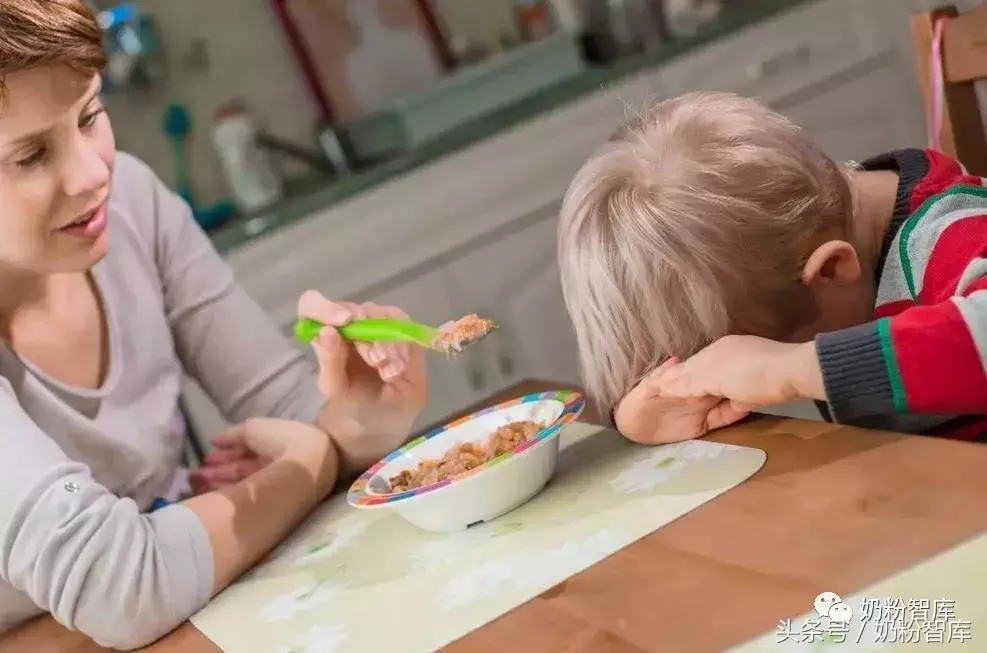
top-left (293, 314), bottom-right (495, 354)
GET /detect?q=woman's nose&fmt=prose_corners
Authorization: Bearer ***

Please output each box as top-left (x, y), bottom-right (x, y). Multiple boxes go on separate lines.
top-left (59, 140), bottom-right (110, 199)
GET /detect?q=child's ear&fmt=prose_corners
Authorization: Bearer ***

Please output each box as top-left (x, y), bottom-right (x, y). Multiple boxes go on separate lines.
top-left (801, 240), bottom-right (861, 287)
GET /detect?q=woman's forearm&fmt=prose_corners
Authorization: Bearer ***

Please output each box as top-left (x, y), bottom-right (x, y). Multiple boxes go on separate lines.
top-left (182, 440), bottom-right (338, 593)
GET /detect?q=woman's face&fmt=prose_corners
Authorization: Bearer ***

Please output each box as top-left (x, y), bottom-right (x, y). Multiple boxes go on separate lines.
top-left (0, 67), bottom-right (115, 274)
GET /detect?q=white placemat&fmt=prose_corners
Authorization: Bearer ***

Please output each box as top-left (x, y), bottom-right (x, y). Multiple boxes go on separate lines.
top-left (192, 422), bottom-right (766, 653)
top-left (729, 533), bottom-right (987, 652)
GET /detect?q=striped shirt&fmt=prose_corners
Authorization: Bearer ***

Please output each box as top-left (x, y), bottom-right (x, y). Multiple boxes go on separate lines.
top-left (816, 148), bottom-right (987, 439)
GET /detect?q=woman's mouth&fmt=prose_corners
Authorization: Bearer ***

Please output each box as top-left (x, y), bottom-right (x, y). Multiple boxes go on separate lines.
top-left (59, 202), bottom-right (108, 238)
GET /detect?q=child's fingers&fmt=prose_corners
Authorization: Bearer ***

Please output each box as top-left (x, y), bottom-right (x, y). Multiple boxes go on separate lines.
top-left (705, 400), bottom-right (751, 431)
top-left (642, 357), bottom-right (681, 397)
top-left (653, 366), bottom-right (693, 398)
top-left (649, 357), bottom-right (680, 379)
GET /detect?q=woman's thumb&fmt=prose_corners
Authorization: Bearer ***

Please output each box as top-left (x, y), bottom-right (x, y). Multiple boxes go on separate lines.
top-left (313, 327), bottom-right (349, 397)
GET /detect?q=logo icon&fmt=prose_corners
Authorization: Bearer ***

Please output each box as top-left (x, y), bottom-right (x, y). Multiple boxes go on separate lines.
top-left (814, 592), bottom-right (853, 622)
top-left (829, 602), bottom-right (853, 623)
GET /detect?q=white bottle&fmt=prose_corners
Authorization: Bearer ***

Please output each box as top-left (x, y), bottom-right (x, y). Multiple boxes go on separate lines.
top-left (211, 102), bottom-right (283, 213)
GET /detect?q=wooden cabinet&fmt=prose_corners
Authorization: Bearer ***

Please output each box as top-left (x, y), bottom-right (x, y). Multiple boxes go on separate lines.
top-left (659, 0), bottom-right (926, 160)
top-left (660, 0), bottom-right (889, 102)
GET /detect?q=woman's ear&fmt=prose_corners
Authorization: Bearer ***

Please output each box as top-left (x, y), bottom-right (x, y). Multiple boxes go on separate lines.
top-left (801, 240), bottom-right (862, 287)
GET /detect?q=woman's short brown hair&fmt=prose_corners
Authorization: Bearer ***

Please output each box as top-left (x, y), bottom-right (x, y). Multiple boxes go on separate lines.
top-left (0, 0), bottom-right (106, 98)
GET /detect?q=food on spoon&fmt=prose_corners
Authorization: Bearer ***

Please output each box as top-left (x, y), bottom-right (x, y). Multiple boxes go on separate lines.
top-left (389, 420), bottom-right (543, 491)
top-left (430, 313), bottom-right (497, 354)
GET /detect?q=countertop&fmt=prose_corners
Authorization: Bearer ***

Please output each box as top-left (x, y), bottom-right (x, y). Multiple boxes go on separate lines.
top-left (209, 0), bottom-right (814, 255)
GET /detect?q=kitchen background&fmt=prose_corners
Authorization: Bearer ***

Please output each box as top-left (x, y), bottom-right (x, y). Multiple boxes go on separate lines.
top-left (87, 0), bottom-right (985, 452)
top-left (93, 0), bottom-right (742, 219)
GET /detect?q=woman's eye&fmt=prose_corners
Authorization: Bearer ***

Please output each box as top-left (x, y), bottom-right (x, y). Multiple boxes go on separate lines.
top-left (80, 107), bottom-right (105, 129)
top-left (15, 148), bottom-right (46, 168)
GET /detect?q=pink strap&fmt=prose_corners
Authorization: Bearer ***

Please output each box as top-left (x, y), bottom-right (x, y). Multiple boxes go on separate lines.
top-left (929, 16), bottom-right (946, 150)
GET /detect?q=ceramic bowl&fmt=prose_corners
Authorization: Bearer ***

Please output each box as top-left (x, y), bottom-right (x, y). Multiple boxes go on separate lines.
top-left (347, 389), bottom-right (584, 532)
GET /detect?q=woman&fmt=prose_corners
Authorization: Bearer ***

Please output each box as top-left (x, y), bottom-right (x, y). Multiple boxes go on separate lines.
top-left (0, 1), bottom-right (427, 648)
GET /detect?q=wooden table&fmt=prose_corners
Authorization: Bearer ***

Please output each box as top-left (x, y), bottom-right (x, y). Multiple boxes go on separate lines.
top-left (3, 379), bottom-right (986, 653)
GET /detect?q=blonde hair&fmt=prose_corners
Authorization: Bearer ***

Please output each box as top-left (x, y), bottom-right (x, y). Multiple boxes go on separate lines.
top-left (558, 92), bottom-right (852, 412)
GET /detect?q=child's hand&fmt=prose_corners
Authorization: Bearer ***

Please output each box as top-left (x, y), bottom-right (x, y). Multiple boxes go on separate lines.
top-left (614, 357), bottom-right (752, 444)
top-left (657, 336), bottom-right (825, 407)
top-left (189, 428), bottom-right (270, 495)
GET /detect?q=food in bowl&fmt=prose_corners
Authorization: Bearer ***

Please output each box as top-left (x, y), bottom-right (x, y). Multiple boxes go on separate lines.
top-left (347, 390), bottom-right (585, 532)
top-left (389, 420), bottom-right (543, 491)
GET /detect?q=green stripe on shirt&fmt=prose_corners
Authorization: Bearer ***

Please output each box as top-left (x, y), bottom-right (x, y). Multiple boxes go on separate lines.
top-left (897, 214), bottom-right (920, 300)
top-left (876, 317), bottom-right (907, 412)
top-left (898, 185), bottom-right (987, 299)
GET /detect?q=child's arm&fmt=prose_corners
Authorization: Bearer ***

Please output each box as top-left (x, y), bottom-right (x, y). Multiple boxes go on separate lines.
top-left (816, 275), bottom-right (987, 421)
top-left (633, 197), bottom-right (987, 425)
top-left (612, 357), bottom-right (751, 443)
top-left (816, 199), bottom-right (987, 422)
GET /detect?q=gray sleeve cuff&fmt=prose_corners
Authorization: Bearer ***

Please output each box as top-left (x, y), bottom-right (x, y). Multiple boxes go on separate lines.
top-left (147, 503), bottom-right (215, 618)
top-left (3, 469), bottom-right (216, 649)
top-left (815, 322), bottom-right (896, 422)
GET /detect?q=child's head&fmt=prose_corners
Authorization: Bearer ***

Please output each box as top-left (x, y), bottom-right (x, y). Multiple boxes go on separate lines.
top-left (559, 92), bottom-right (872, 411)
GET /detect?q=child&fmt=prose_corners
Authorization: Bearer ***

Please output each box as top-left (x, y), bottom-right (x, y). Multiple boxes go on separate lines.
top-left (558, 91), bottom-right (987, 444)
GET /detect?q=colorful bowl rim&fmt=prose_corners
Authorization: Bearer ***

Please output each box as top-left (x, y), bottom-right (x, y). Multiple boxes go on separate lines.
top-left (346, 389), bottom-right (585, 508)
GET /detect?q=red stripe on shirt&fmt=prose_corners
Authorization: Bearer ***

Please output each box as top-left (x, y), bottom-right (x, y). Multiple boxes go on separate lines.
top-left (911, 151), bottom-right (984, 210)
top-left (874, 299), bottom-right (915, 319)
top-left (918, 215), bottom-right (987, 303)
top-left (888, 300), bottom-right (987, 413)
top-left (960, 276), bottom-right (987, 296)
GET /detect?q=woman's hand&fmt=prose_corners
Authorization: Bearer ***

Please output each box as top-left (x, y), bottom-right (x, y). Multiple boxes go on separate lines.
top-left (297, 291), bottom-right (428, 473)
top-left (235, 417), bottom-right (339, 499)
top-left (189, 418), bottom-right (339, 497)
top-left (190, 429), bottom-right (268, 495)
top-left (182, 418), bottom-right (339, 595)
top-left (614, 357), bottom-right (751, 445)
